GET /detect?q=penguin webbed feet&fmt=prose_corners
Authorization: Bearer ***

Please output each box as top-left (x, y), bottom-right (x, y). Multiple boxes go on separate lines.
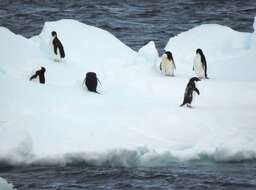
top-left (187, 104), bottom-right (192, 108)
top-left (180, 103), bottom-right (193, 108)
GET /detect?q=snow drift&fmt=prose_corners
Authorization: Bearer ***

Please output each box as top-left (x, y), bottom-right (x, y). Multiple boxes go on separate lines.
top-left (0, 19), bottom-right (256, 167)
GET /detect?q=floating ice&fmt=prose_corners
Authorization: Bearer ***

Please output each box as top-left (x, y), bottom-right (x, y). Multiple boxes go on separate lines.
top-left (0, 19), bottom-right (256, 167)
top-left (0, 177), bottom-right (16, 190)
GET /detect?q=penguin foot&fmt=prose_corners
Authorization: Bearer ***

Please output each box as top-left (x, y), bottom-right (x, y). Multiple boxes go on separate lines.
top-left (54, 58), bottom-right (60, 62)
top-left (187, 104), bottom-right (192, 108)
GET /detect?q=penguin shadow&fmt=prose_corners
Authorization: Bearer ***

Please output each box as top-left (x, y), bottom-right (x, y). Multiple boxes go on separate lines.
top-left (53, 58), bottom-right (67, 63)
top-left (80, 81), bottom-right (103, 95)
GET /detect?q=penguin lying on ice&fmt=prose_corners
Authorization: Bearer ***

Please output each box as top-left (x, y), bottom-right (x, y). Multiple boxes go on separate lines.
top-left (29, 67), bottom-right (46, 84)
top-left (180, 77), bottom-right (200, 108)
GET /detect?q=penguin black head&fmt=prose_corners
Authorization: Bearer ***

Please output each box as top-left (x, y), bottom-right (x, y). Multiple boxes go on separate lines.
top-left (189, 77), bottom-right (200, 83)
top-left (165, 51), bottom-right (173, 61)
top-left (196, 48), bottom-right (204, 56)
top-left (41, 67), bottom-right (46, 72)
top-left (196, 48), bottom-right (207, 70)
top-left (51, 31), bottom-right (57, 37)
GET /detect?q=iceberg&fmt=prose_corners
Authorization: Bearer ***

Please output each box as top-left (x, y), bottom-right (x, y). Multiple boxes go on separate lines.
top-left (0, 18), bottom-right (256, 167)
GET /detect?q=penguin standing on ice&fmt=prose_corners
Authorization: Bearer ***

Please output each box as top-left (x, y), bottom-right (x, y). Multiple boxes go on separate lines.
top-left (193, 48), bottom-right (208, 79)
top-left (180, 77), bottom-right (200, 108)
top-left (83, 72), bottom-right (101, 94)
top-left (50, 31), bottom-right (65, 62)
top-left (160, 51), bottom-right (176, 76)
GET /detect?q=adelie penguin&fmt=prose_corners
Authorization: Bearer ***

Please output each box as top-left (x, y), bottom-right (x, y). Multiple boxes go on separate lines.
top-left (180, 77), bottom-right (200, 108)
top-left (50, 31), bottom-right (65, 62)
top-left (83, 72), bottom-right (101, 94)
top-left (160, 51), bottom-right (176, 76)
top-left (193, 48), bottom-right (208, 79)
top-left (29, 67), bottom-right (46, 84)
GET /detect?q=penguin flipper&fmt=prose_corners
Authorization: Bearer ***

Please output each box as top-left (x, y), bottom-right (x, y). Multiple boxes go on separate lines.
top-left (194, 88), bottom-right (200, 95)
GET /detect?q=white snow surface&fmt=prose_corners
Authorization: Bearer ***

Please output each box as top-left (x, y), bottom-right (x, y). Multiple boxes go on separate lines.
top-left (0, 177), bottom-right (16, 190)
top-left (138, 41), bottom-right (159, 64)
top-left (0, 19), bottom-right (256, 167)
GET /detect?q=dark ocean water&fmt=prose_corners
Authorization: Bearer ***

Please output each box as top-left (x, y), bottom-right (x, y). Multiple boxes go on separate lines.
top-left (1, 161), bottom-right (256, 190)
top-left (1, 0), bottom-right (256, 189)
top-left (0, 0), bottom-right (256, 52)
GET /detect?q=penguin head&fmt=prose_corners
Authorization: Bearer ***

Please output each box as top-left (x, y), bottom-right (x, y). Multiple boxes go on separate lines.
top-left (196, 48), bottom-right (204, 55)
top-left (162, 54), bottom-right (167, 59)
top-left (165, 51), bottom-right (173, 61)
top-left (189, 77), bottom-right (200, 83)
top-left (51, 31), bottom-right (57, 37)
top-left (41, 67), bottom-right (46, 72)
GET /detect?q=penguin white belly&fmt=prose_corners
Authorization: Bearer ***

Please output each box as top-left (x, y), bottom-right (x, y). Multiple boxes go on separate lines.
top-left (165, 61), bottom-right (175, 76)
top-left (161, 57), bottom-right (174, 76)
top-left (193, 56), bottom-right (205, 78)
top-left (164, 63), bottom-right (171, 76)
top-left (56, 48), bottom-right (61, 60)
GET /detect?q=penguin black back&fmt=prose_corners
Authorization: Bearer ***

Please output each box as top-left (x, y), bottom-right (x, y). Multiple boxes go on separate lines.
top-left (84, 72), bottom-right (100, 94)
top-left (52, 31), bottom-right (65, 58)
top-left (165, 51), bottom-right (174, 62)
top-left (180, 77), bottom-right (200, 107)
